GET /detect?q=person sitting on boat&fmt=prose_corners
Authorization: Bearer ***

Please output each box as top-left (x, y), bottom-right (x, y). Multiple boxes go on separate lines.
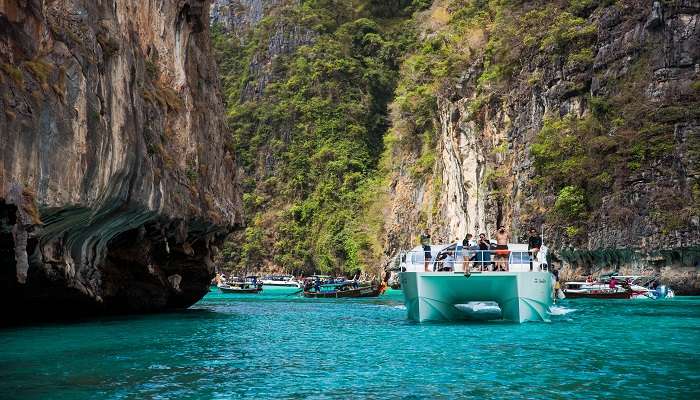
top-left (494, 226), bottom-right (510, 271)
top-left (609, 276), bottom-right (618, 289)
top-left (443, 249), bottom-right (456, 272)
top-left (621, 278), bottom-right (632, 290)
top-left (420, 228), bottom-right (432, 272)
top-left (586, 275), bottom-right (594, 284)
top-left (527, 228), bottom-right (542, 271)
top-left (434, 250), bottom-right (449, 271)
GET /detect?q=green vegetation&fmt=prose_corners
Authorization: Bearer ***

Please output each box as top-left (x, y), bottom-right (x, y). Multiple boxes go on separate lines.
top-left (24, 59), bottom-right (53, 88)
top-left (1, 63), bottom-right (24, 86)
top-left (555, 186), bottom-right (587, 219)
top-left (212, 0), bottom-right (699, 271)
top-left (213, 1), bottom-right (429, 273)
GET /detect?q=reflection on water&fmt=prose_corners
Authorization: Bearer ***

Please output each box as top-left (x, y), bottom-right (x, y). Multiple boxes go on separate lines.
top-left (1, 289), bottom-right (699, 399)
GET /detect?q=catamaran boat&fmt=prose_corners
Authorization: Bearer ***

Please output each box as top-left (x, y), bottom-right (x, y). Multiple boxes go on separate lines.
top-left (563, 274), bottom-right (674, 300)
top-left (398, 243), bottom-right (554, 323)
top-left (260, 275), bottom-right (302, 288)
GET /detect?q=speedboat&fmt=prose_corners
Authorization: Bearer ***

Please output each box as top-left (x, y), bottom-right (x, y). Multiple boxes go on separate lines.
top-left (563, 274), bottom-right (674, 300)
top-left (398, 243), bottom-right (553, 323)
top-left (260, 275), bottom-right (302, 288)
top-left (219, 276), bottom-right (263, 293)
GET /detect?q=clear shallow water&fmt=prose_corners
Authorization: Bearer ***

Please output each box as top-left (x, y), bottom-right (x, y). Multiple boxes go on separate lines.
top-left (1, 288), bottom-right (699, 399)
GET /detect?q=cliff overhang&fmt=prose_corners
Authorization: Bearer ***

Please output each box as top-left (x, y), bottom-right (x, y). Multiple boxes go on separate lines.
top-left (0, 0), bottom-right (241, 324)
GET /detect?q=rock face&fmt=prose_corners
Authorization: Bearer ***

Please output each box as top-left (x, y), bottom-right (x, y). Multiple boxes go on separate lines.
top-left (0, 0), bottom-right (242, 324)
top-left (210, 0), bottom-right (314, 101)
top-left (210, 0), bottom-right (285, 39)
top-left (383, 1), bottom-right (700, 293)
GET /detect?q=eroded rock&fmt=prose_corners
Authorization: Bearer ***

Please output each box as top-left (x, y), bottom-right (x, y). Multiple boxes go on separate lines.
top-left (0, 0), bottom-right (242, 324)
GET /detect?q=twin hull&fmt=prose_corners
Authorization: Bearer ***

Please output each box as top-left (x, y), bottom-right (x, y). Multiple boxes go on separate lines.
top-left (399, 272), bottom-right (553, 323)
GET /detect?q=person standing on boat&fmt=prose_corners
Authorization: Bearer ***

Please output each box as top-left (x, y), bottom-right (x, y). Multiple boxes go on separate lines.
top-left (527, 228), bottom-right (542, 271)
top-left (420, 228), bottom-right (432, 272)
top-left (462, 233), bottom-right (477, 271)
top-left (494, 226), bottom-right (510, 271)
top-left (551, 269), bottom-right (561, 302)
top-left (476, 233), bottom-right (490, 271)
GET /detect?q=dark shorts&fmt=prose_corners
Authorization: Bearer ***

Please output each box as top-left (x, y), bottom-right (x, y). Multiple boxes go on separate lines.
top-left (423, 246), bottom-right (432, 260)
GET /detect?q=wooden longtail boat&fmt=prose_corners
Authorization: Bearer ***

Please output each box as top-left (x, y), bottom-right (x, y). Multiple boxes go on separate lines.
top-left (219, 285), bottom-right (262, 294)
top-left (303, 282), bottom-right (387, 298)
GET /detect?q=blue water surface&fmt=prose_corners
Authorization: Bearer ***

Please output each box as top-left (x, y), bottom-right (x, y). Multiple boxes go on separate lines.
top-left (1, 288), bottom-right (699, 399)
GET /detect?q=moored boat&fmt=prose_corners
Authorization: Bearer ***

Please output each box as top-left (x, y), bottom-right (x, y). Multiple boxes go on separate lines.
top-left (261, 275), bottom-right (302, 288)
top-left (219, 284), bottom-right (262, 294)
top-left (219, 276), bottom-right (263, 294)
top-left (563, 274), bottom-right (674, 300)
top-left (398, 243), bottom-right (553, 323)
top-left (302, 281), bottom-right (387, 298)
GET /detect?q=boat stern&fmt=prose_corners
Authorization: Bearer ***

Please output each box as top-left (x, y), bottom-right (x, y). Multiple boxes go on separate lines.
top-left (399, 272), bottom-right (553, 323)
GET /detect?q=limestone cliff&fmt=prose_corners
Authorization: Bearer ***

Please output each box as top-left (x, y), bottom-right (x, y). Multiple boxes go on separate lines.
top-left (0, 0), bottom-right (241, 324)
top-left (210, 0), bottom-right (314, 101)
top-left (383, 1), bottom-right (700, 293)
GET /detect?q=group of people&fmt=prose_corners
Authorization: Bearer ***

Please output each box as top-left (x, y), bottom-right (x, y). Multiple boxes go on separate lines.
top-left (418, 226), bottom-right (542, 273)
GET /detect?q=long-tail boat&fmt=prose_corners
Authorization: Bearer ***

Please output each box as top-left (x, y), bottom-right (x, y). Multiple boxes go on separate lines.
top-left (302, 281), bottom-right (387, 298)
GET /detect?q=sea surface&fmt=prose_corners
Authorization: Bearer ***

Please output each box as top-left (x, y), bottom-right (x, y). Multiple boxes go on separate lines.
top-left (1, 288), bottom-right (699, 399)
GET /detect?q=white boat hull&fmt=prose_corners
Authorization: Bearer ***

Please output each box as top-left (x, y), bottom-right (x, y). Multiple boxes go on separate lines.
top-left (399, 271), bottom-right (553, 323)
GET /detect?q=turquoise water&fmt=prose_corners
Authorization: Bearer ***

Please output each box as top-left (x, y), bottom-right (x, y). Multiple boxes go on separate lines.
top-left (1, 288), bottom-right (699, 399)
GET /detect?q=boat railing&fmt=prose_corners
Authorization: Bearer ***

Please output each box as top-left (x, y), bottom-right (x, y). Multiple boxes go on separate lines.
top-left (399, 249), bottom-right (545, 273)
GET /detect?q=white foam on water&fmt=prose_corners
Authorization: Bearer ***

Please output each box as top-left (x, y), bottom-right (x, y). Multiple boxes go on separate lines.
top-left (549, 305), bottom-right (577, 316)
top-left (454, 301), bottom-right (502, 320)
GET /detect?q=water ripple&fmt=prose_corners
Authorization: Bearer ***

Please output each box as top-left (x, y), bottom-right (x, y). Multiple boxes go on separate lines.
top-left (0, 291), bottom-right (699, 399)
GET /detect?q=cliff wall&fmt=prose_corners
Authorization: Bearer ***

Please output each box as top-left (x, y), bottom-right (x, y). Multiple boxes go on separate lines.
top-left (209, 1), bottom-right (420, 273)
top-left (0, 0), bottom-right (241, 323)
top-left (383, 1), bottom-right (700, 293)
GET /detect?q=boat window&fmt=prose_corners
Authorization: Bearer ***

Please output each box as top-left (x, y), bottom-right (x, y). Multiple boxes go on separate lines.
top-left (509, 252), bottom-right (529, 264)
top-left (411, 251), bottom-right (424, 264)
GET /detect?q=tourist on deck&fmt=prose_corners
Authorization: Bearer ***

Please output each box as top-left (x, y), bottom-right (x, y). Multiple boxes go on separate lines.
top-left (476, 233), bottom-right (491, 271)
top-left (495, 226), bottom-right (510, 271)
top-left (461, 233), bottom-right (472, 270)
top-left (527, 228), bottom-right (542, 271)
top-left (437, 250), bottom-right (455, 272)
top-left (586, 275), bottom-right (594, 284)
top-left (609, 276), bottom-right (618, 289)
top-left (420, 228), bottom-right (432, 272)
top-left (462, 233), bottom-right (474, 247)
